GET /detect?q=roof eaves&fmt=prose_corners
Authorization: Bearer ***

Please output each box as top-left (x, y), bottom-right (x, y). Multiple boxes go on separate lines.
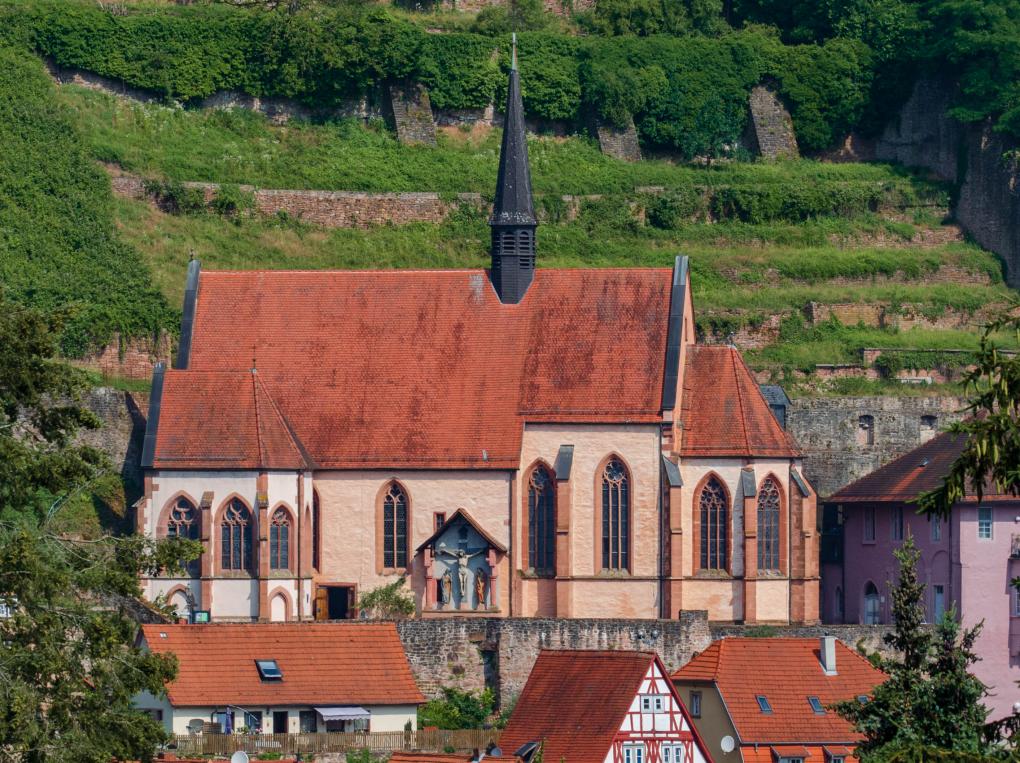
top-left (662, 455), bottom-right (683, 488)
top-left (790, 468), bottom-right (811, 497)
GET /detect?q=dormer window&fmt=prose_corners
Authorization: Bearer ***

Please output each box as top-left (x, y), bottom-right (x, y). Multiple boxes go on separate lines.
top-left (256, 659), bottom-right (282, 681)
top-left (756, 695), bottom-right (772, 714)
top-left (808, 696), bottom-right (825, 714)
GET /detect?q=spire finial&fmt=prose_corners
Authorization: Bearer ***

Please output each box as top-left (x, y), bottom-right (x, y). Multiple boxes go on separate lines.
top-left (511, 33), bottom-right (517, 71)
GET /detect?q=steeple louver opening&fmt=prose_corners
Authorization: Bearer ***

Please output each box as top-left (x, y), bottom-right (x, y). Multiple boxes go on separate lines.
top-left (490, 34), bottom-right (538, 304)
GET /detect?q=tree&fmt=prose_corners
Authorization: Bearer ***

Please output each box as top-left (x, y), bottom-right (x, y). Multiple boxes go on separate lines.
top-left (834, 536), bottom-right (993, 760)
top-left (916, 309), bottom-right (1020, 519)
top-left (418, 687), bottom-right (496, 729)
top-left (0, 292), bottom-right (106, 522)
top-left (357, 576), bottom-right (416, 619)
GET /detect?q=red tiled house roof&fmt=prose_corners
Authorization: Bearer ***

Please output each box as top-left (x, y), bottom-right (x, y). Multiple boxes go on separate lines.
top-left (149, 267), bottom-right (796, 470)
top-left (672, 638), bottom-right (884, 745)
top-left (389, 754), bottom-right (519, 763)
top-left (680, 345), bottom-right (800, 458)
top-left (140, 623), bottom-right (424, 707)
top-left (499, 650), bottom-right (664, 763)
top-left (830, 429), bottom-right (1014, 503)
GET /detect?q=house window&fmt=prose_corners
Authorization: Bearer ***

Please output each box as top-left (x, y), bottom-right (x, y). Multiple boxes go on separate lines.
top-left (756, 695), bottom-right (772, 714)
top-left (920, 414), bottom-right (938, 442)
top-left (663, 745), bottom-right (685, 763)
top-left (601, 458), bottom-right (630, 571)
top-left (434, 512), bottom-right (446, 532)
top-left (382, 483), bottom-right (408, 569)
top-left (808, 696), bottom-right (825, 714)
top-left (864, 581), bottom-right (881, 624)
top-left (269, 508), bottom-right (291, 570)
top-left (640, 695), bottom-right (664, 713)
top-left (857, 414), bottom-right (875, 446)
top-left (166, 497), bottom-right (200, 576)
top-left (299, 710), bottom-right (318, 733)
top-left (1013, 587), bottom-right (1020, 618)
top-left (242, 711), bottom-right (262, 733)
top-left (779, 758), bottom-right (805, 763)
top-left (699, 476), bottom-right (729, 571)
top-left (834, 586), bottom-right (844, 622)
top-left (312, 491), bottom-right (321, 573)
top-left (757, 476), bottom-right (781, 572)
top-left (255, 659), bottom-right (283, 680)
top-left (934, 584), bottom-right (946, 621)
top-left (689, 691), bottom-right (702, 718)
top-left (527, 464), bottom-right (556, 575)
top-left (863, 506), bottom-right (876, 543)
top-left (931, 515), bottom-right (942, 542)
top-left (891, 506), bottom-right (904, 542)
top-left (978, 506), bottom-right (993, 540)
top-left (623, 744), bottom-right (645, 763)
top-left (221, 499), bottom-right (254, 573)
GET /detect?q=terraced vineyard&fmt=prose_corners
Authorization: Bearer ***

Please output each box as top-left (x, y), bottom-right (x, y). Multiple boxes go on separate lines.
top-left (57, 85), bottom-right (1015, 394)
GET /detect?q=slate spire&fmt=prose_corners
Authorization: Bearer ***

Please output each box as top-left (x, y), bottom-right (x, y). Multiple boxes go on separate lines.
top-left (490, 33), bottom-right (537, 304)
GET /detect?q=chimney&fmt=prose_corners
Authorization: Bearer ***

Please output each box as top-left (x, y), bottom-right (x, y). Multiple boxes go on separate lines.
top-left (489, 33), bottom-right (537, 304)
top-left (820, 635), bottom-right (837, 676)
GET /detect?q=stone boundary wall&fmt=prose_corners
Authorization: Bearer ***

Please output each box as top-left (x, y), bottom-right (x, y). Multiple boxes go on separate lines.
top-left (747, 84), bottom-right (799, 159)
top-left (73, 330), bottom-right (171, 380)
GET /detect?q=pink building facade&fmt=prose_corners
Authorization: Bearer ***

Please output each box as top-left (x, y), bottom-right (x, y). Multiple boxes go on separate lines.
top-left (824, 430), bottom-right (1020, 719)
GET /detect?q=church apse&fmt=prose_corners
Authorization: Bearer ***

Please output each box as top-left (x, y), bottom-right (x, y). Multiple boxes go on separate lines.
top-left (418, 509), bottom-right (507, 613)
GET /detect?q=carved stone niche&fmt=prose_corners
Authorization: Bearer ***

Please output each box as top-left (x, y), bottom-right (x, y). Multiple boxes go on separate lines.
top-left (417, 509), bottom-right (507, 612)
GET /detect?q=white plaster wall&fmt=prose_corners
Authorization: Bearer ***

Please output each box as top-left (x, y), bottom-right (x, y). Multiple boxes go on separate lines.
top-left (213, 578), bottom-right (259, 619)
top-left (133, 689), bottom-right (174, 733)
top-left (568, 579), bottom-right (659, 619)
top-left (314, 470), bottom-right (512, 611)
top-left (147, 578), bottom-right (202, 614)
top-left (754, 579), bottom-right (791, 623)
top-left (367, 704), bottom-right (418, 732)
top-left (268, 580), bottom-right (299, 621)
top-left (519, 423), bottom-right (662, 578)
top-left (157, 705), bottom-right (416, 734)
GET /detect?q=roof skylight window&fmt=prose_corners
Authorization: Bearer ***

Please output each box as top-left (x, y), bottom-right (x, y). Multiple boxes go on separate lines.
top-left (255, 659), bottom-right (282, 681)
top-left (808, 696), bottom-right (825, 714)
top-left (756, 695), bottom-right (772, 714)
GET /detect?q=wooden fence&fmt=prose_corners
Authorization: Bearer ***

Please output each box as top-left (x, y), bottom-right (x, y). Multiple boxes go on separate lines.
top-left (168, 729), bottom-right (502, 757)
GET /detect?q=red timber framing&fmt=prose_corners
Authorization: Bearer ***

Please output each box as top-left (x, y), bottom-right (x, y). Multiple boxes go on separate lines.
top-left (608, 657), bottom-right (710, 763)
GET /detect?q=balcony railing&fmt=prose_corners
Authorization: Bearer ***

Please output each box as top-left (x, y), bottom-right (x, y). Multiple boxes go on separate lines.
top-left (168, 729), bottom-right (502, 757)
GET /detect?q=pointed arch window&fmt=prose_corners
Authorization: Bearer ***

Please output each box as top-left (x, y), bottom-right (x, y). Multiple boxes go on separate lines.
top-left (167, 497), bottom-right (200, 577)
top-left (383, 483), bottom-right (408, 569)
top-left (699, 477), bottom-right (728, 571)
top-left (270, 508), bottom-right (291, 571)
top-left (221, 499), bottom-right (254, 573)
top-left (312, 491), bottom-right (321, 572)
top-left (527, 464), bottom-right (556, 576)
top-left (601, 458), bottom-right (630, 571)
top-left (757, 477), bottom-right (781, 572)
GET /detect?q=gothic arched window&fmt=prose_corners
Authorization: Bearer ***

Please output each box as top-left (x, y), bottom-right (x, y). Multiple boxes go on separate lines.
top-left (601, 458), bottom-right (630, 571)
top-left (167, 497), bottom-right (200, 577)
top-left (527, 464), bottom-right (556, 576)
top-left (221, 499), bottom-right (254, 573)
top-left (382, 483), bottom-right (408, 569)
top-left (699, 476), bottom-right (729, 571)
top-left (269, 508), bottom-right (291, 571)
top-left (757, 477), bottom-right (781, 572)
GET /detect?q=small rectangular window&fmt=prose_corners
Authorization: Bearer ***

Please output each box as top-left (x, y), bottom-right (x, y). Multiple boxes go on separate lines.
top-left (434, 512), bottom-right (446, 532)
top-left (623, 745), bottom-right (645, 763)
top-left (1013, 588), bottom-right (1020, 618)
top-left (863, 506), bottom-right (876, 543)
top-left (255, 659), bottom-right (282, 680)
top-left (808, 696), bottom-right (825, 714)
top-left (891, 506), bottom-right (904, 542)
top-left (978, 507), bottom-right (993, 540)
top-left (756, 695), bottom-right (772, 714)
top-left (931, 516), bottom-right (942, 542)
top-left (689, 690), bottom-right (702, 718)
top-left (299, 710), bottom-right (318, 733)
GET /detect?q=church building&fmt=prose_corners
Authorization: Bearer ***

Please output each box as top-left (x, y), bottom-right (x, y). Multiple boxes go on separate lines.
top-left (136, 47), bottom-right (819, 624)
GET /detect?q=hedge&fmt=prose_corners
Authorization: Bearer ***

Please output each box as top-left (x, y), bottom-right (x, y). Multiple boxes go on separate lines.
top-left (0, 45), bottom-right (175, 356)
top-left (0, 0), bottom-right (875, 155)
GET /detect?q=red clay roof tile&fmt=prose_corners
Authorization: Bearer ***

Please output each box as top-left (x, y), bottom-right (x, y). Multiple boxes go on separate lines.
top-left (672, 638), bottom-right (884, 745)
top-left (155, 269), bottom-right (673, 470)
top-left (681, 346), bottom-right (799, 458)
top-left (141, 623), bottom-right (424, 707)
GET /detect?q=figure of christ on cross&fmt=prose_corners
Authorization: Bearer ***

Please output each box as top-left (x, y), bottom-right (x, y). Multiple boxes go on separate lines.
top-left (437, 546), bottom-right (486, 606)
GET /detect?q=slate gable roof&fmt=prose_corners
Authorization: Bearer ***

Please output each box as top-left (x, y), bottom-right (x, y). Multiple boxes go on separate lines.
top-left (673, 638), bottom-right (885, 745)
top-left (141, 623), bottom-right (424, 707)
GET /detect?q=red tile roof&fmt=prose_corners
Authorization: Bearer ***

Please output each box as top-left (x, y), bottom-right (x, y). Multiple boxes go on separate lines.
top-left (389, 754), bottom-right (518, 763)
top-left (681, 346), bottom-right (799, 458)
top-left (672, 638), bottom-right (884, 745)
top-left (830, 429), bottom-right (1015, 503)
top-left (141, 623), bottom-right (424, 707)
top-left (499, 650), bottom-right (658, 763)
top-left (154, 269), bottom-right (673, 470)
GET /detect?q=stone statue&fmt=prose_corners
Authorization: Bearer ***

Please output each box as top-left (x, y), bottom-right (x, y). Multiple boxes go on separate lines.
top-left (438, 547), bottom-right (485, 606)
top-left (474, 568), bottom-right (487, 610)
top-left (440, 570), bottom-right (453, 607)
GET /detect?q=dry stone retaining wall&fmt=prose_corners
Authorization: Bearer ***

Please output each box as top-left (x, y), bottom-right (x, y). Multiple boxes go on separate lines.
top-left (747, 84), bottom-right (799, 159)
top-left (596, 118), bottom-right (642, 162)
top-left (73, 330), bottom-right (171, 380)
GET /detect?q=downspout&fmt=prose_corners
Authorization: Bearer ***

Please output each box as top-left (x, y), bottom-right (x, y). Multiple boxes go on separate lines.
top-left (296, 470), bottom-right (305, 620)
top-left (788, 461), bottom-right (793, 623)
top-left (508, 471), bottom-right (516, 617)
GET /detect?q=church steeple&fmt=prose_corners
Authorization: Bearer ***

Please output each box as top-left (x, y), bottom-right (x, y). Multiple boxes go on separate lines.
top-left (490, 34), bottom-right (537, 305)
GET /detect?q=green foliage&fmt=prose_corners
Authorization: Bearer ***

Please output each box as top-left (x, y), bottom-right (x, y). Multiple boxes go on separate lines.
top-left (645, 188), bottom-right (704, 228)
top-left (358, 576), bottom-right (416, 619)
top-left (346, 749), bottom-right (374, 763)
top-left (576, 0), bottom-right (725, 36)
top-left (0, 45), bottom-right (174, 356)
top-left (0, 522), bottom-right (199, 763)
top-left (212, 183), bottom-right (257, 218)
top-left (834, 537), bottom-right (995, 759)
top-left (418, 687), bottom-right (496, 729)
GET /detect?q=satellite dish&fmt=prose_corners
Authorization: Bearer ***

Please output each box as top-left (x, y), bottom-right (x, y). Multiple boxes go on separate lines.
top-left (720, 736), bottom-right (735, 754)
top-left (231, 751), bottom-right (250, 763)
top-left (187, 719), bottom-right (204, 735)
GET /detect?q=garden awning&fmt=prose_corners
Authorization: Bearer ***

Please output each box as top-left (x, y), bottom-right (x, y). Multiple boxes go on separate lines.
top-left (315, 706), bottom-right (370, 721)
